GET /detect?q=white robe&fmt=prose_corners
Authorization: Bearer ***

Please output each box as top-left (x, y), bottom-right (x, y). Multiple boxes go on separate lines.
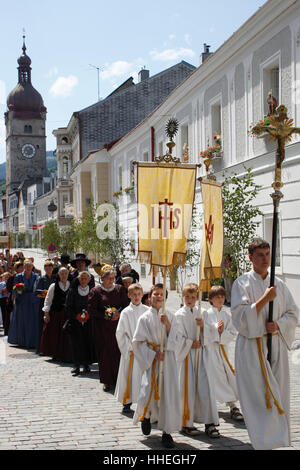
top-left (132, 307), bottom-right (181, 434)
top-left (115, 302), bottom-right (148, 405)
top-left (202, 306), bottom-right (238, 404)
top-left (175, 305), bottom-right (219, 427)
top-left (231, 270), bottom-right (299, 450)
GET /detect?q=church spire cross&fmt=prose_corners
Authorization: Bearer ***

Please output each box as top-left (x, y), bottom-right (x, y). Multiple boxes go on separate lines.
top-left (22, 33), bottom-right (26, 54)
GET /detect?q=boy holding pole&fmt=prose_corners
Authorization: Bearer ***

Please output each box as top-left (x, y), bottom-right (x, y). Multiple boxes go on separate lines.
top-left (132, 283), bottom-right (181, 448)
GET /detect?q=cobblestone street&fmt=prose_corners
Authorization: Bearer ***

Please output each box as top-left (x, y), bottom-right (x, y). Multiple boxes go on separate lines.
top-left (0, 327), bottom-right (300, 451)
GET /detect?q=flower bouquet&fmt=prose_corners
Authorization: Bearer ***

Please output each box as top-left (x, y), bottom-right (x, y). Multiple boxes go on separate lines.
top-left (104, 306), bottom-right (117, 320)
top-left (76, 309), bottom-right (90, 326)
top-left (13, 283), bottom-right (25, 295)
top-left (36, 289), bottom-right (48, 299)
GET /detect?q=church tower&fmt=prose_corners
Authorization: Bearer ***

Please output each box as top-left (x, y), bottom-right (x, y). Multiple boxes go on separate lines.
top-left (5, 36), bottom-right (47, 195)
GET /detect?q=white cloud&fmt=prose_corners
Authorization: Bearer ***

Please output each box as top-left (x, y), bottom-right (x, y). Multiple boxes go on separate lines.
top-left (101, 61), bottom-right (133, 80)
top-left (101, 59), bottom-right (145, 81)
top-left (150, 47), bottom-right (195, 62)
top-left (169, 34), bottom-right (176, 40)
top-left (49, 75), bottom-right (78, 98)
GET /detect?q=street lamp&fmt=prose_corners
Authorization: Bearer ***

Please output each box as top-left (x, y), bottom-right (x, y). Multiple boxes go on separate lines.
top-left (48, 200), bottom-right (57, 218)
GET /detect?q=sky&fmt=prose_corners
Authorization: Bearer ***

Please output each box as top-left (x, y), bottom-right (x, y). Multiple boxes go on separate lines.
top-left (0, 0), bottom-right (266, 163)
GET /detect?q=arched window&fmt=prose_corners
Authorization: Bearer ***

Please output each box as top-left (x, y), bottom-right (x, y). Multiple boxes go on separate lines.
top-left (62, 156), bottom-right (69, 176)
top-left (61, 136), bottom-right (69, 144)
top-left (24, 125), bottom-right (32, 134)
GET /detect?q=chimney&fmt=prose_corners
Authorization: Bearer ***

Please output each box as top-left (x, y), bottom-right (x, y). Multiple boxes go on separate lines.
top-left (200, 43), bottom-right (213, 65)
top-left (138, 68), bottom-right (150, 82)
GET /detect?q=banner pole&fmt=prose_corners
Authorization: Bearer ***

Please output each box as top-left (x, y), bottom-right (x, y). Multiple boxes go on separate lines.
top-left (158, 270), bottom-right (167, 408)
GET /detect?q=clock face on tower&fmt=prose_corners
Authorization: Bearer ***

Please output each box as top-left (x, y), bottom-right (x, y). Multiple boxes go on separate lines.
top-left (21, 143), bottom-right (36, 159)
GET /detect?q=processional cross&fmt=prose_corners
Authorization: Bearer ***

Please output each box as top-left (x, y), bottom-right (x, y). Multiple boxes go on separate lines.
top-left (251, 99), bottom-right (300, 364)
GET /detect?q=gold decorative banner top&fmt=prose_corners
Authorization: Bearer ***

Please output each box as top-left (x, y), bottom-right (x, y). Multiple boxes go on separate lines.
top-left (137, 162), bottom-right (197, 273)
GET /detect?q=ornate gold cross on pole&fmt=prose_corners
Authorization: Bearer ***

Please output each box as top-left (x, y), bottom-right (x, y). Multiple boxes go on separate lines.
top-left (251, 103), bottom-right (300, 364)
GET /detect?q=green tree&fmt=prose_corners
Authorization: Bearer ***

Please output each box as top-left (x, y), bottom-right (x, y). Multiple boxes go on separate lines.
top-left (222, 166), bottom-right (263, 278)
top-left (41, 221), bottom-right (61, 253)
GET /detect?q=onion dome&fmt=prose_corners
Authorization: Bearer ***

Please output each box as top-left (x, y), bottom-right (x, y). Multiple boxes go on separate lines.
top-left (6, 36), bottom-right (46, 114)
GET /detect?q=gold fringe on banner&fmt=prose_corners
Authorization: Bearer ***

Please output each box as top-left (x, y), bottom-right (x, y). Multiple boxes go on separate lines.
top-left (203, 267), bottom-right (222, 279)
top-left (199, 280), bottom-right (211, 292)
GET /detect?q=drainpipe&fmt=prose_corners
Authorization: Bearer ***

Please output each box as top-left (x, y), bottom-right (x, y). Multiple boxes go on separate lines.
top-left (151, 126), bottom-right (155, 162)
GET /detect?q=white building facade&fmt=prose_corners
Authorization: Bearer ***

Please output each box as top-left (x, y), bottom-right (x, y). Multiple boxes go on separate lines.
top-left (101, 0), bottom-right (300, 305)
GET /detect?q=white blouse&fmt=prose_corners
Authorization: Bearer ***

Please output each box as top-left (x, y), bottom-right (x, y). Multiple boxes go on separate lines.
top-left (42, 281), bottom-right (70, 313)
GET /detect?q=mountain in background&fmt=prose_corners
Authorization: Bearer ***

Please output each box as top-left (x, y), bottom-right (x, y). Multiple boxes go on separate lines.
top-left (0, 151), bottom-right (57, 181)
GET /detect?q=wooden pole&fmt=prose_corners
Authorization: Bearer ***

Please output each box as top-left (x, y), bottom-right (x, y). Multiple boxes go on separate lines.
top-left (267, 191), bottom-right (282, 364)
top-left (158, 271), bottom-right (167, 408)
top-left (194, 289), bottom-right (202, 383)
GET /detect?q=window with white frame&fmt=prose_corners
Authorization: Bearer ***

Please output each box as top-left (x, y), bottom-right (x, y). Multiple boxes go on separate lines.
top-left (159, 141), bottom-right (163, 156)
top-left (118, 166), bottom-right (123, 191)
top-left (130, 160), bottom-right (135, 186)
top-left (62, 156), bottom-right (69, 177)
top-left (181, 124), bottom-right (189, 161)
top-left (211, 101), bottom-right (222, 143)
top-left (263, 213), bottom-right (281, 268)
top-left (62, 193), bottom-right (69, 216)
top-left (261, 54), bottom-right (280, 115)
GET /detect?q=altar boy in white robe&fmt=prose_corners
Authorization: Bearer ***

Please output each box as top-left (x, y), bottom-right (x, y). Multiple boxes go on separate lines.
top-left (231, 238), bottom-right (298, 450)
top-left (175, 283), bottom-right (220, 438)
top-left (202, 285), bottom-right (243, 421)
top-left (115, 283), bottom-right (148, 413)
top-left (132, 283), bottom-right (181, 449)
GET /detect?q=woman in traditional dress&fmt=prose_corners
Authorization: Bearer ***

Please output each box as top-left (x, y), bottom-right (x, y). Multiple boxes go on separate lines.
top-left (35, 259), bottom-right (56, 355)
top-left (8, 259), bottom-right (40, 349)
top-left (66, 271), bottom-right (95, 376)
top-left (88, 265), bottom-right (129, 391)
top-left (70, 254), bottom-right (95, 289)
top-left (40, 267), bottom-right (72, 362)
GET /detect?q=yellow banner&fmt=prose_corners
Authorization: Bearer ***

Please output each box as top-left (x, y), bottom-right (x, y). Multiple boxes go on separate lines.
top-left (199, 180), bottom-right (224, 291)
top-left (137, 163), bottom-right (197, 272)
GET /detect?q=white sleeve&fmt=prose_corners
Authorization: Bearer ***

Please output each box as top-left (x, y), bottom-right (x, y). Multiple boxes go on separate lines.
top-left (174, 314), bottom-right (193, 362)
top-left (202, 310), bottom-right (219, 343)
top-left (220, 312), bottom-right (237, 345)
top-left (42, 283), bottom-right (55, 313)
top-left (276, 283), bottom-right (299, 350)
top-left (116, 313), bottom-right (132, 356)
top-left (132, 317), bottom-right (156, 371)
top-left (231, 277), bottom-right (265, 339)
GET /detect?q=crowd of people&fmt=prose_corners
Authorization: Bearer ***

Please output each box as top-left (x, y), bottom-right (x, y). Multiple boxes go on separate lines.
top-left (0, 238), bottom-right (298, 450)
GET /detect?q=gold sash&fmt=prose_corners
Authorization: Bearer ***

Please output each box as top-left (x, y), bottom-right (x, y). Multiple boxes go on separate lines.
top-left (122, 352), bottom-right (134, 405)
top-left (139, 343), bottom-right (160, 421)
top-left (256, 335), bottom-right (284, 415)
top-left (182, 355), bottom-right (190, 427)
